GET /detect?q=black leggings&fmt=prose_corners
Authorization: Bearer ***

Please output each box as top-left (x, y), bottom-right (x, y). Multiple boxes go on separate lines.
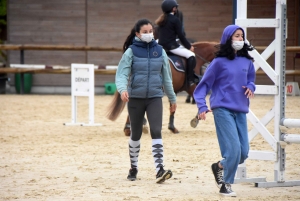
top-left (127, 97), bottom-right (163, 141)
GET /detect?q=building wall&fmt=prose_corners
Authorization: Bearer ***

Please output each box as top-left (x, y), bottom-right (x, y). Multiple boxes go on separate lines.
top-left (7, 0), bottom-right (300, 89)
top-left (246, 0), bottom-right (300, 85)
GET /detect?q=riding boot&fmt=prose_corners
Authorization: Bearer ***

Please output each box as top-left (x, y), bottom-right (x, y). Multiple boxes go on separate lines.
top-left (187, 56), bottom-right (196, 86)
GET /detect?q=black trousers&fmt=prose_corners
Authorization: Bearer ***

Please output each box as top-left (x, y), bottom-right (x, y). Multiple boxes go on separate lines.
top-left (128, 97), bottom-right (163, 141)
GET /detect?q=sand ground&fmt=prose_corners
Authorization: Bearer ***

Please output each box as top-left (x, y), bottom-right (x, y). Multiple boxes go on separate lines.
top-left (0, 94), bottom-right (299, 201)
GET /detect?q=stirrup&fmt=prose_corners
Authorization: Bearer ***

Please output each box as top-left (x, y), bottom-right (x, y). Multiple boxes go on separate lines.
top-left (188, 81), bottom-right (195, 86)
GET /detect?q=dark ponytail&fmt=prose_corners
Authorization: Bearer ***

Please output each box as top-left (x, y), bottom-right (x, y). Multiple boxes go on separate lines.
top-left (123, 28), bottom-right (136, 53)
top-left (122, 19), bottom-right (153, 53)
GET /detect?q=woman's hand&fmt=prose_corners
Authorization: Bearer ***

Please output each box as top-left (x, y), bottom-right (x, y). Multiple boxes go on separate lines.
top-left (121, 91), bottom-right (129, 102)
top-left (190, 46), bottom-right (194, 52)
top-left (242, 86), bottom-right (254, 98)
top-left (197, 110), bottom-right (212, 120)
top-left (170, 103), bottom-right (177, 113)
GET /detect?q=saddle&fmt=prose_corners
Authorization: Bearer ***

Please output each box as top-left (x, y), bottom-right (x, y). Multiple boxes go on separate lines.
top-left (166, 52), bottom-right (202, 84)
top-left (167, 52), bottom-right (186, 73)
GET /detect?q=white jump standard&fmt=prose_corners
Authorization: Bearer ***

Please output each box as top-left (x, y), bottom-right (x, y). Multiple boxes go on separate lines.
top-left (234, 0), bottom-right (300, 188)
top-left (64, 63), bottom-right (102, 126)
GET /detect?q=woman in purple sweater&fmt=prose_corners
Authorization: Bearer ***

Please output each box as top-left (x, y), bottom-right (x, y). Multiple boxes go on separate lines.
top-left (193, 25), bottom-right (256, 197)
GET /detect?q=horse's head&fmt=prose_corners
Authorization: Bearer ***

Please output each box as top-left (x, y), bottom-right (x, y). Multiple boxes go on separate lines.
top-left (192, 41), bottom-right (219, 75)
top-left (192, 41), bottom-right (219, 63)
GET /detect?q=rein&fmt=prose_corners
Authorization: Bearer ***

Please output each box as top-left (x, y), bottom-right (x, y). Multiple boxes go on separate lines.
top-left (195, 53), bottom-right (210, 75)
top-left (195, 53), bottom-right (210, 64)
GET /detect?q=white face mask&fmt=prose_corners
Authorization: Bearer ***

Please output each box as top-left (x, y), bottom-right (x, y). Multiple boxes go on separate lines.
top-left (140, 33), bottom-right (154, 43)
top-left (231, 40), bottom-right (244, 51)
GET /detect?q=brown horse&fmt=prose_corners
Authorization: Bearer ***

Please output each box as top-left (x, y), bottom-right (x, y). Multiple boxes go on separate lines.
top-left (166, 41), bottom-right (218, 133)
top-left (106, 41), bottom-right (218, 135)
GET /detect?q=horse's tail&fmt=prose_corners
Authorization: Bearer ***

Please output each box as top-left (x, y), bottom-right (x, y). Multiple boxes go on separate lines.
top-left (106, 91), bottom-right (126, 121)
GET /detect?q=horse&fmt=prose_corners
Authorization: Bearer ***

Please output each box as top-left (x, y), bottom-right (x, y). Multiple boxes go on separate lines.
top-left (106, 41), bottom-right (218, 136)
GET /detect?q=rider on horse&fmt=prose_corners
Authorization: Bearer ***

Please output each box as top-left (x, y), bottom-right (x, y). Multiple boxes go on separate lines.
top-left (155, 0), bottom-right (196, 86)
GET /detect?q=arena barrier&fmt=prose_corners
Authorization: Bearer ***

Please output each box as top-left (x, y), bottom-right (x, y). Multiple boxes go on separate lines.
top-left (64, 63), bottom-right (102, 126)
top-left (0, 42), bottom-right (298, 94)
top-left (0, 45), bottom-right (121, 94)
top-left (234, 0), bottom-right (300, 188)
top-left (0, 64), bottom-right (116, 94)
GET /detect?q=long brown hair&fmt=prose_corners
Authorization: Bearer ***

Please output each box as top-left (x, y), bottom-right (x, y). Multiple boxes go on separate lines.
top-left (155, 13), bottom-right (168, 26)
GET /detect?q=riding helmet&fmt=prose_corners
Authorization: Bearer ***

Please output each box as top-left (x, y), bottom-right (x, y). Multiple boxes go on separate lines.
top-left (161, 0), bottom-right (178, 13)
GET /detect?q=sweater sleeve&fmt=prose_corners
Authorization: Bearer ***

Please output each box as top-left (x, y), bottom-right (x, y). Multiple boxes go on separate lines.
top-left (162, 50), bottom-right (176, 104)
top-left (193, 61), bottom-right (217, 114)
top-left (115, 48), bottom-right (132, 94)
top-left (246, 61), bottom-right (256, 92)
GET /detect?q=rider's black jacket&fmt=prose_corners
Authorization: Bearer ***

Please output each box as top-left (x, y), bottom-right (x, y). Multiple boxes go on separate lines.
top-left (158, 13), bottom-right (191, 51)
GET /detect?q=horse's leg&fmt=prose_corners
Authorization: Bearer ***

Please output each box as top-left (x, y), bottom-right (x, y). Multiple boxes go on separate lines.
top-left (185, 95), bottom-right (196, 104)
top-left (142, 117), bottom-right (149, 134)
top-left (185, 95), bottom-right (191, 103)
top-left (124, 115), bottom-right (131, 136)
top-left (169, 60), bottom-right (185, 134)
top-left (186, 85), bottom-right (199, 126)
top-left (192, 96), bottom-right (196, 104)
top-left (124, 115), bottom-right (148, 136)
top-left (168, 102), bottom-right (179, 134)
